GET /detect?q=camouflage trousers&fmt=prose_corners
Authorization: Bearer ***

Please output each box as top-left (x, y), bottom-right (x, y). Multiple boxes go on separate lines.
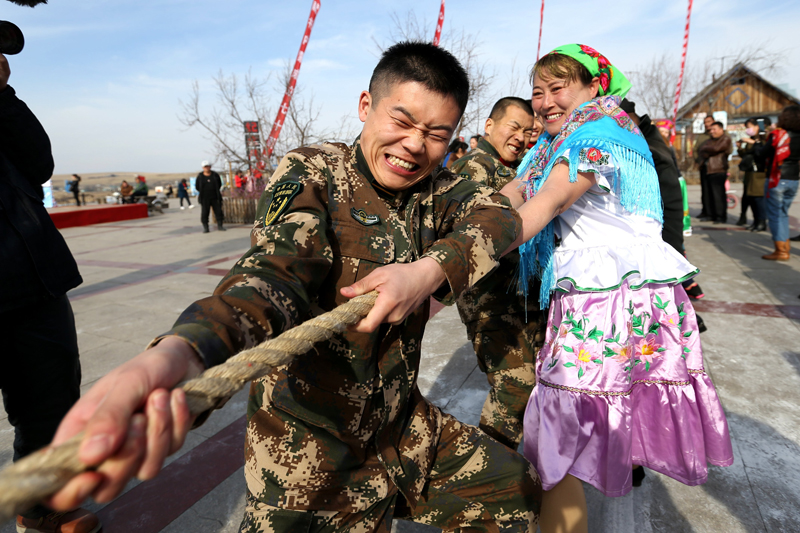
top-left (239, 412), bottom-right (542, 533)
top-left (466, 312), bottom-right (545, 450)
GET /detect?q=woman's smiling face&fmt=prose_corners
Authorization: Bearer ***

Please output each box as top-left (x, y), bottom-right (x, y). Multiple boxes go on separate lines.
top-left (531, 72), bottom-right (599, 136)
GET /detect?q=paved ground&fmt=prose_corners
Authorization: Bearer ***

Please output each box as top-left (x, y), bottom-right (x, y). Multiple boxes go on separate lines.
top-left (1, 184), bottom-right (799, 533)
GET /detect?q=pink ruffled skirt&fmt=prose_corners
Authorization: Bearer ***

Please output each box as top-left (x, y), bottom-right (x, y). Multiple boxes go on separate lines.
top-left (523, 281), bottom-right (733, 496)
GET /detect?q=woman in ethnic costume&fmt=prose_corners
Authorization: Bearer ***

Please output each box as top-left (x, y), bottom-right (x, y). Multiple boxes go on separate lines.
top-left (499, 45), bottom-right (734, 532)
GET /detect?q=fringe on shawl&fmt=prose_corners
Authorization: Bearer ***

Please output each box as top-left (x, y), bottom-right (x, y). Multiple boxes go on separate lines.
top-left (517, 137), bottom-right (663, 308)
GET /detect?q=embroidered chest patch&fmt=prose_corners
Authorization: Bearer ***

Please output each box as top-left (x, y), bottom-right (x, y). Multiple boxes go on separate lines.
top-left (351, 207), bottom-right (381, 226)
top-left (265, 181), bottom-right (303, 226)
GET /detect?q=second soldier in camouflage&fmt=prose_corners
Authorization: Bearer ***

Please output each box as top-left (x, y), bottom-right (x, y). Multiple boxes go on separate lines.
top-left (451, 97), bottom-right (546, 450)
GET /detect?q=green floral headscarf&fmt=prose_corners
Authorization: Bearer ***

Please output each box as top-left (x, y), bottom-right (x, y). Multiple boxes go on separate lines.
top-left (545, 43), bottom-right (632, 98)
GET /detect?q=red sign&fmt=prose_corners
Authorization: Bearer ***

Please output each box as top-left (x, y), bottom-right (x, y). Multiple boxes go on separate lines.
top-left (433, 0), bottom-right (445, 46)
top-left (264, 0), bottom-right (321, 158)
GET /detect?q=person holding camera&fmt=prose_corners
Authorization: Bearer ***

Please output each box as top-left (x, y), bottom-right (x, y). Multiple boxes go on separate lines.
top-left (0, 50), bottom-right (101, 533)
top-left (736, 118), bottom-right (768, 231)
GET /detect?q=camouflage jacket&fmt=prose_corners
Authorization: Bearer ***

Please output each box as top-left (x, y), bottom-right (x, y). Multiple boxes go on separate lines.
top-left (450, 138), bottom-right (538, 322)
top-left (159, 138), bottom-right (520, 512)
top-left (451, 137), bottom-right (517, 190)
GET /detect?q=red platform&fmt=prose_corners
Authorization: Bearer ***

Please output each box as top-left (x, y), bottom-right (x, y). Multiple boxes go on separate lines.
top-left (48, 203), bottom-right (149, 229)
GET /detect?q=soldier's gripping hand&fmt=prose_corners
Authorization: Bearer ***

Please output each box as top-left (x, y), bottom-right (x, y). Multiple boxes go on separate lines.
top-left (46, 336), bottom-right (205, 510)
top-left (341, 256), bottom-right (446, 333)
top-left (0, 53), bottom-right (9, 92)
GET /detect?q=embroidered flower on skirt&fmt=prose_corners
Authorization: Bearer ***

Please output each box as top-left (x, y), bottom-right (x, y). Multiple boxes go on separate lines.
top-left (523, 280), bottom-right (734, 496)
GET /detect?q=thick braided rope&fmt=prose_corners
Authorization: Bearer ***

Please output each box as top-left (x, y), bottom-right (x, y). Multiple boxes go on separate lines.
top-left (0, 291), bottom-right (378, 524)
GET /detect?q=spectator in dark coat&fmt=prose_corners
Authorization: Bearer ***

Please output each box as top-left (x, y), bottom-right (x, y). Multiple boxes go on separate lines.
top-left (622, 100), bottom-right (706, 306)
top-left (196, 160), bottom-right (225, 233)
top-left (0, 53), bottom-right (101, 532)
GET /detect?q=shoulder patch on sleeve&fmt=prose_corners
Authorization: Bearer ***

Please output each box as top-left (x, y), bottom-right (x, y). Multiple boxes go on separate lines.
top-left (264, 181), bottom-right (303, 226)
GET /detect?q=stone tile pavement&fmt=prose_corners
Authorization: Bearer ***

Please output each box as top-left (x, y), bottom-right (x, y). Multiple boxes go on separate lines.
top-left (1, 183), bottom-right (798, 532)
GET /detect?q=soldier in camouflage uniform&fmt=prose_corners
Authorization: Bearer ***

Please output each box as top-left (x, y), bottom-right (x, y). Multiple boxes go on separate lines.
top-left (450, 97), bottom-right (546, 450)
top-left (50, 43), bottom-right (541, 532)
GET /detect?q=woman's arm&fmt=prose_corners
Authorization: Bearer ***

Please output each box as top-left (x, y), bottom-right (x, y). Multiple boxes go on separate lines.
top-left (501, 162), bottom-right (596, 253)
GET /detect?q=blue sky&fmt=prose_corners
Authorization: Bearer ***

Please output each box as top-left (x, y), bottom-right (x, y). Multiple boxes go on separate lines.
top-left (4, 0), bottom-right (799, 174)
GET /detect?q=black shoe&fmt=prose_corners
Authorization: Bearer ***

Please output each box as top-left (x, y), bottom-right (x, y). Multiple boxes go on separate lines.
top-left (698, 216), bottom-right (712, 222)
top-left (750, 221), bottom-right (767, 232)
top-left (202, 224), bottom-right (210, 233)
top-left (696, 314), bottom-right (707, 333)
top-left (735, 214), bottom-right (748, 226)
top-left (791, 234), bottom-right (800, 242)
top-left (217, 225), bottom-right (226, 231)
top-left (632, 466), bottom-right (646, 487)
top-left (685, 283), bottom-right (704, 299)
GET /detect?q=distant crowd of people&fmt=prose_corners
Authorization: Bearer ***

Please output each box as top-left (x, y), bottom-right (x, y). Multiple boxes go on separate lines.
top-left (692, 105), bottom-right (800, 261)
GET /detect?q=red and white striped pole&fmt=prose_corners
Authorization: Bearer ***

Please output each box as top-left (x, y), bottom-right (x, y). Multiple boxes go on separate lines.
top-left (433, 0), bottom-right (445, 46)
top-left (264, 0), bottom-right (321, 159)
top-left (536, 0), bottom-right (545, 60)
top-left (672, 0), bottom-right (693, 124)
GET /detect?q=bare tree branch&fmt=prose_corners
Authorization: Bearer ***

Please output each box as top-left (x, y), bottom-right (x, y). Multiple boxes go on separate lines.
top-left (627, 43), bottom-right (787, 119)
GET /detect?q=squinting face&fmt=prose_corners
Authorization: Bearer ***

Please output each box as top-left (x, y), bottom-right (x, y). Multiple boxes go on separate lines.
top-left (484, 105), bottom-right (535, 162)
top-left (532, 72), bottom-right (600, 136)
top-left (358, 81), bottom-right (461, 191)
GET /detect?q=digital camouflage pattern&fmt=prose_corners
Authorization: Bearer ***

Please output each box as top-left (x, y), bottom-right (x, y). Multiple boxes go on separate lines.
top-left (239, 412), bottom-right (541, 533)
top-left (451, 137), bottom-right (517, 190)
top-left (158, 139), bottom-right (541, 531)
top-left (451, 137), bottom-right (546, 449)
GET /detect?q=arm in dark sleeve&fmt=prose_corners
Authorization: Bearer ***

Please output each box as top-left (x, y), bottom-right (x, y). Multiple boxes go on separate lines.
top-left (195, 173), bottom-right (204, 197)
top-left (644, 126), bottom-right (684, 253)
top-left (422, 175), bottom-right (521, 302)
top-left (155, 153), bottom-right (333, 368)
top-left (0, 86), bottom-right (54, 185)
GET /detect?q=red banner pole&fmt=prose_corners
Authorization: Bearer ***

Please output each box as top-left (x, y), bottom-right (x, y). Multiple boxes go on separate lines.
top-left (264, 0), bottom-right (321, 159)
top-left (536, 0), bottom-right (545, 60)
top-left (433, 0), bottom-right (445, 46)
top-left (672, 0), bottom-right (693, 124)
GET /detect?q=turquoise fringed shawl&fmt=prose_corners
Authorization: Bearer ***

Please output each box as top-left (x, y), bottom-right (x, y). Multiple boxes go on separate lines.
top-left (516, 96), bottom-right (663, 308)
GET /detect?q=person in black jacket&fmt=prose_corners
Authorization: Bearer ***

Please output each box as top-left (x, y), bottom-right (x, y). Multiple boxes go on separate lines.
top-left (196, 160), bottom-right (225, 233)
top-left (621, 101), bottom-right (707, 301)
top-left (0, 53), bottom-right (101, 533)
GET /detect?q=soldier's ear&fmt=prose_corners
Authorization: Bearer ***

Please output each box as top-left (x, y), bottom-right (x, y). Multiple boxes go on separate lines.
top-left (358, 91), bottom-right (372, 123)
top-left (484, 117), bottom-right (494, 137)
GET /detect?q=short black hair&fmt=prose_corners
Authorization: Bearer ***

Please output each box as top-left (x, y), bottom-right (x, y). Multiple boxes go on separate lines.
top-left (488, 97), bottom-right (534, 121)
top-left (745, 118), bottom-right (758, 127)
top-left (620, 98), bottom-right (637, 116)
top-left (762, 116), bottom-right (773, 127)
top-left (448, 140), bottom-right (468, 153)
top-left (711, 121), bottom-right (725, 129)
top-left (369, 41), bottom-right (470, 115)
top-left (470, 134), bottom-right (482, 141)
top-left (704, 115), bottom-right (715, 122)
top-left (779, 105), bottom-right (800, 132)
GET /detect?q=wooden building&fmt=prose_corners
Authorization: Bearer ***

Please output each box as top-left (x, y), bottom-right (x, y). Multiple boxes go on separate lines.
top-left (673, 63), bottom-right (799, 167)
